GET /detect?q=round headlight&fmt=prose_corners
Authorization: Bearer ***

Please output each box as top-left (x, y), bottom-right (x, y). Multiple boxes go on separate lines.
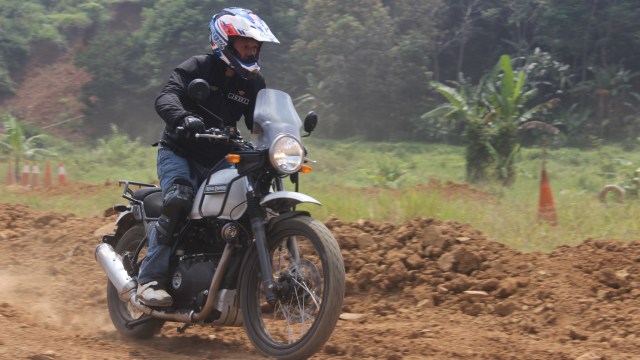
top-left (269, 135), bottom-right (304, 174)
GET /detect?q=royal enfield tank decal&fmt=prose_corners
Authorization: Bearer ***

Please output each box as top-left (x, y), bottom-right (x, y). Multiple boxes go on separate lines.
top-left (204, 184), bottom-right (228, 194)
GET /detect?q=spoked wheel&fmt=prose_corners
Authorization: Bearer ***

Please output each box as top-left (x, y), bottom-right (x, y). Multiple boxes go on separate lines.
top-left (240, 216), bottom-right (345, 360)
top-left (106, 224), bottom-right (164, 339)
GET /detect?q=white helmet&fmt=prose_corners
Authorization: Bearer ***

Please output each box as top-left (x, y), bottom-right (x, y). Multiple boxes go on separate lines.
top-left (209, 7), bottom-right (279, 79)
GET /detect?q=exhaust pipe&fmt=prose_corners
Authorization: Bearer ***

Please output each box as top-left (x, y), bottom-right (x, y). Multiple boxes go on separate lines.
top-left (95, 243), bottom-right (137, 302)
top-left (95, 242), bottom-right (235, 325)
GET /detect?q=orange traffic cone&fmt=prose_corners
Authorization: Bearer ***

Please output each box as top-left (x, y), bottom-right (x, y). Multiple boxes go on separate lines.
top-left (6, 161), bottom-right (16, 185)
top-left (20, 160), bottom-right (30, 186)
top-left (43, 160), bottom-right (52, 187)
top-left (538, 167), bottom-right (557, 225)
top-left (30, 162), bottom-right (40, 187)
top-left (58, 161), bottom-right (67, 185)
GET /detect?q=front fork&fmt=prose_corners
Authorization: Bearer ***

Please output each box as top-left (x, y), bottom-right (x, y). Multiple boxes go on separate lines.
top-left (245, 177), bottom-right (279, 304)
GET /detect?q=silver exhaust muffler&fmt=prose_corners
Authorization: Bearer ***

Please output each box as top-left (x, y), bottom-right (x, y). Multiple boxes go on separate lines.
top-left (95, 243), bottom-right (137, 301)
top-left (95, 241), bottom-right (235, 325)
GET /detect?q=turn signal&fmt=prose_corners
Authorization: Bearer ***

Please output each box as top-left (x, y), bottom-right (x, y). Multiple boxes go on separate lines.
top-left (300, 165), bottom-right (312, 173)
top-left (113, 204), bottom-right (129, 212)
top-left (226, 154), bottom-right (241, 164)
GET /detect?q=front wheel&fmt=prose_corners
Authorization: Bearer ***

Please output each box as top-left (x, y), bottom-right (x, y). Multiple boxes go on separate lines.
top-left (106, 224), bottom-right (165, 339)
top-left (240, 216), bottom-right (345, 360)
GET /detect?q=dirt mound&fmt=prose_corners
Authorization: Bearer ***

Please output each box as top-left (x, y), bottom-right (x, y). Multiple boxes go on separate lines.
top-left (1, 202), bottom-right (639, 359)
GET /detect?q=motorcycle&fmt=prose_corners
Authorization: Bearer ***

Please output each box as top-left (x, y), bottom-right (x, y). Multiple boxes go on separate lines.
top-left (95, 79), bottom-right (345, 359)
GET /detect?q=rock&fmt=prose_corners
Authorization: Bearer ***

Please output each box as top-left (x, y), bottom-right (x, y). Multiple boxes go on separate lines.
top-left (405, 254), bottom-right (424, 270)
top-left (462, 290), bottom-right (490, 301)
top-left (496, 278), bottom-right (519, 298)
top-left (461, 302), bottom-right (484, 316)
top-left (575, 352), bottom-right (602, 360)
top-left (417, 298), bottom-right (436, 308)
top-left (421, 226), bottom-right (448, 249)
top-left (446, 276), bottom-right (473, 294)
top-left (494, 301), bottom-right (518, 316)
top-left (339, 312), bottom-right (366, 321)
top-left (437, 247), bottom-right (481, 274)
top-left (596, 270), bottom-right (628, 289)
top-left (615, 268), bottom-right (630, 280)
top-left (479, 278), bottom-right (500, 292)
top-left (344, 276), bottom-right (358, 295)
top-left (608, 337), bottom-right (626, 348)
top-left (356, 233), bottom-right (375, 249)
top-left (437, 252), bottom-right (456, 272)
top-left (455, 248), bottom-right (482, 274)
top-left (568, 327), bottom-right (589, 341)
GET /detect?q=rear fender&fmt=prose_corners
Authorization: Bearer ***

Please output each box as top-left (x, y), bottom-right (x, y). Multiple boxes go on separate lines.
top-left (106, 211), bottom-right (138, 247)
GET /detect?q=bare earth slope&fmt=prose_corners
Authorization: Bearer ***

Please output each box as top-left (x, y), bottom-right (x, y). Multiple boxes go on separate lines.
top-left (1, 185), bottom-right (639, 359)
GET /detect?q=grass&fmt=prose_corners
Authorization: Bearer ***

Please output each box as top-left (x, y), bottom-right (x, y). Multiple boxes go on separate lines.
top-left (3, 134), bottom-right (640, 252)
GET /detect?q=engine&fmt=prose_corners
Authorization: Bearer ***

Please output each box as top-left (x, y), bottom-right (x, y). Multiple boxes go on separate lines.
top-left (167, 220), bottom-right (244, 315)
top-left (170, 254), bottom-right (218, 310)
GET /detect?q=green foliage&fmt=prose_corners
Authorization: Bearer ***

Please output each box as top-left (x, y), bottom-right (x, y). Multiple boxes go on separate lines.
top-left (426, 54), bottom-right (555, 185)
top-left (0, 112), bottom-right (56, 180)
top-left (291, 0), bottom-right (406, 139)
top-left (60, 124), bottom-right (157, 184)
top-left (1, 0), bottom-right (640, 147)
top-left (364, 159), bottom-right (412, 189)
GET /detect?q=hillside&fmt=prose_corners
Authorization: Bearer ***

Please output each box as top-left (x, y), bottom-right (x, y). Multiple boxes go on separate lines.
top-left (1, 45), bottom-right (90, 141)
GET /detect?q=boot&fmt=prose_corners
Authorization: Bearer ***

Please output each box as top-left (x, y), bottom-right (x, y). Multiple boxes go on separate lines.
top-left (137, 281), bottom-right (173, 307)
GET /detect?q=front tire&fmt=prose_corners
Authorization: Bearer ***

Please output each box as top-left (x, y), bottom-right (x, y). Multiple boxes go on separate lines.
top-left (106, 224), bottom-right (164, 339)
top-left (240, 216), bottom-right (345, 359)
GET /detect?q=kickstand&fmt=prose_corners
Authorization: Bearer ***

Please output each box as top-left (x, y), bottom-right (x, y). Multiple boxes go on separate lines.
top-left (177, 323), bottom-right (191, 334)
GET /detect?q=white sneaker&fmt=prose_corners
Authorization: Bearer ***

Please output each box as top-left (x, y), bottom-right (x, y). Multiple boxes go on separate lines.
top-left (137, 281), bottom-right (173, 307)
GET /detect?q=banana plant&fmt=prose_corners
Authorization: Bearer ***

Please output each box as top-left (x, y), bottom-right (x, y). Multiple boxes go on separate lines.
top-left (0, 113), bottom-right (56, 182)
top-left (424, 54), bottom-right (556, 185)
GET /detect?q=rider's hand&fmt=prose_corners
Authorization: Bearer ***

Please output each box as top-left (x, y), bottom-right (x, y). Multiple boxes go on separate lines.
top-left (181, 116), bottom-right (205, 136)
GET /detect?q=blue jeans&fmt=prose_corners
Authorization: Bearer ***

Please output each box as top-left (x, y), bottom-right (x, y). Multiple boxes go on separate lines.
top-left (137, 146), bottom-right (214, 285)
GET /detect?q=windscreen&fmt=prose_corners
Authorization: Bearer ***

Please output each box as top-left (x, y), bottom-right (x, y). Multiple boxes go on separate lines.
top-left (250, 89), bottom-right (303, 149)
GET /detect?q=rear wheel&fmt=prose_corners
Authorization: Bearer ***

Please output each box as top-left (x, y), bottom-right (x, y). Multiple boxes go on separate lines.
top-left (106, 224), bottom-right (164, 339)
top-left (240, 216), bottom-right (345, 359)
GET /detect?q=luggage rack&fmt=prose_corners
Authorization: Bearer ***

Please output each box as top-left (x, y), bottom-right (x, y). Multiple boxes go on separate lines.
top-left (118, 180), bottom-right (158, 203)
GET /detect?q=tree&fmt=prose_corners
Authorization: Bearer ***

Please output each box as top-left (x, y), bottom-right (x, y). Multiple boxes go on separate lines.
top-left (291, 0), bottom-right (404, 140)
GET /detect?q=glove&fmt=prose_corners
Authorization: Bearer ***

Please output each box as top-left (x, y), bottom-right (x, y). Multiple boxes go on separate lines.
top-left (180, 116), bottom-right (205, 137)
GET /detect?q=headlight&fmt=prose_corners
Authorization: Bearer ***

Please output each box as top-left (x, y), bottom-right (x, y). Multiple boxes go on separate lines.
top-left (269, 134), bottom-right (304, 174)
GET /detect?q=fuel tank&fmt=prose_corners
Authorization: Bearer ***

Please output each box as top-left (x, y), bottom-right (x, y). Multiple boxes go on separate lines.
top-left (189, 168), bottom-right (248, 220)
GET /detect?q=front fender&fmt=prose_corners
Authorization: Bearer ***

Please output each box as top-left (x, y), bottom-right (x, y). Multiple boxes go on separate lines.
top-left (260, 191), bottom-right (321, 212)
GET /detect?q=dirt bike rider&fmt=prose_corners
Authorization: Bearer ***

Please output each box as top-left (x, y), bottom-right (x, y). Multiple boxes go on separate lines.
top-left (136, 7), bottom-right (279, 306)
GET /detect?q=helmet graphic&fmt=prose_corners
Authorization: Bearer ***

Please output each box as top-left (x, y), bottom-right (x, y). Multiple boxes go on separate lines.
top-left (209, 7), bottom-right (279, 79)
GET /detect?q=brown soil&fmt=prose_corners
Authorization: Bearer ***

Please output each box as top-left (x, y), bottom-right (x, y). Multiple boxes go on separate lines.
top-left (1, 186), bottom-right (639, 360)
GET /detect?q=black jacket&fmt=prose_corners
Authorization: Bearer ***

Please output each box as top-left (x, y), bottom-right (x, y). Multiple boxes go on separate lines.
top-left (156, 54), bottom-right (266, 167)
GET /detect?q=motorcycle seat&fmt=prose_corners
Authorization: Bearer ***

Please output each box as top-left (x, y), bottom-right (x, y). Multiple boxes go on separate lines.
top-left (132, 187), bottom-right (162, 201)
top-left (143, 191), bottom-right (163, 219)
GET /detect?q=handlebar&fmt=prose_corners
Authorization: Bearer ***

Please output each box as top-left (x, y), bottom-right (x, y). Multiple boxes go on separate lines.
top-left (195, 132), bottom-right (230, 141)
top-left (175, 126), bottom-right (244, 144)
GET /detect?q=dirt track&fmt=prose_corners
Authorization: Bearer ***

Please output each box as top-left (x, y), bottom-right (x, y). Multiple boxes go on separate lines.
top-left (2, 185), bottom-right (640, 359)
